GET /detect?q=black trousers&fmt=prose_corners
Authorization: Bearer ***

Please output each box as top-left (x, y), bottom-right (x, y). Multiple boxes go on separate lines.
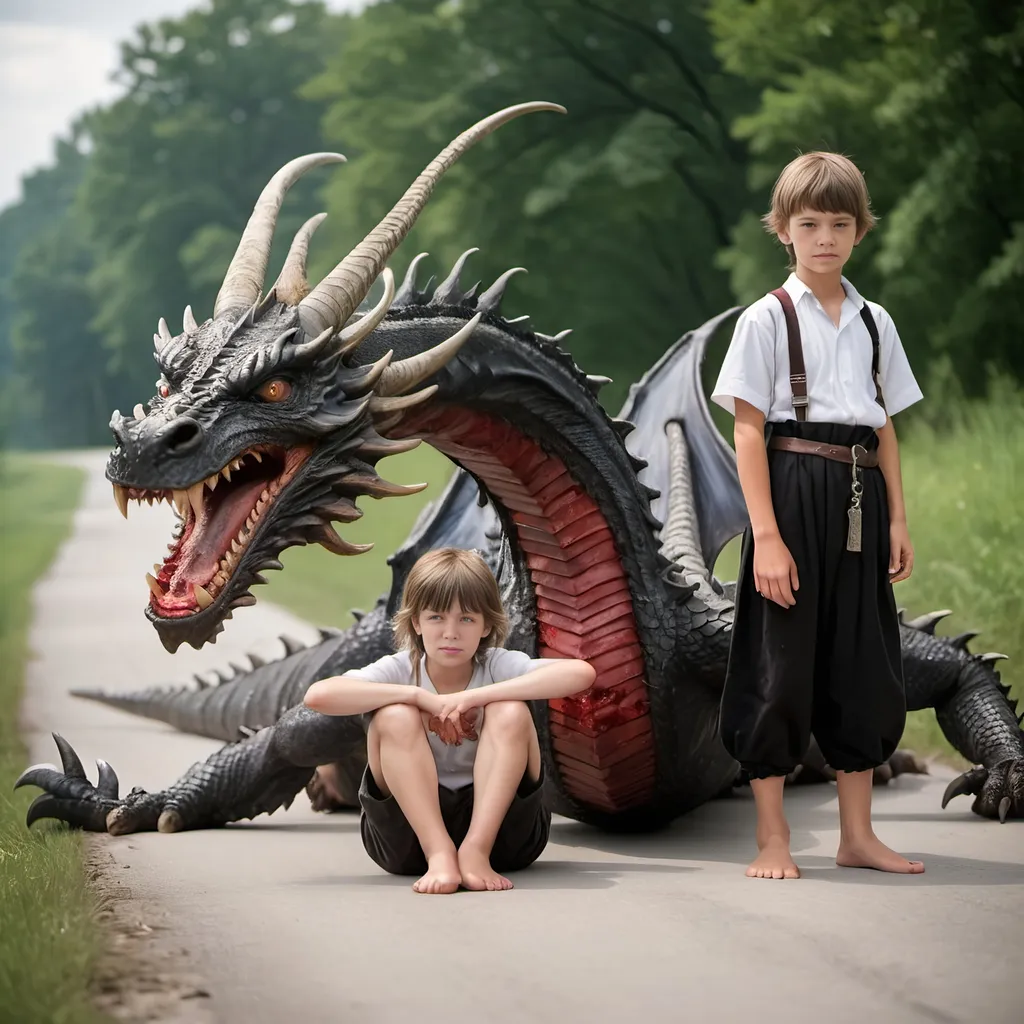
top-left (720, 420), bottom-right (906, 779)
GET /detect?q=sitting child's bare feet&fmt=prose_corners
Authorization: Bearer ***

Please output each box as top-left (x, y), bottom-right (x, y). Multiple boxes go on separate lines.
top-left (458, 843), bottom-right (513, 891)
top-left (746, 834), bottom-right (800, 879)
top-left (836, 835), bottom-right (924, 874)
top-left (412, 850), bottom-right (462, 894)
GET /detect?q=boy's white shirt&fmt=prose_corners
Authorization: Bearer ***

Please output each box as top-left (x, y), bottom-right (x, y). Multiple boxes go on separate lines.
top-left (711, 272), bottom-right (923, 426)
top-left (341, 647), bottom-right (555, 789)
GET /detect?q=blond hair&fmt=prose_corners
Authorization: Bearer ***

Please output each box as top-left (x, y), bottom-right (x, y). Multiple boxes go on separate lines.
top-left (762, 151), bottom-right (877, 266)
top-left (392, 548), bottom-right (509, 681)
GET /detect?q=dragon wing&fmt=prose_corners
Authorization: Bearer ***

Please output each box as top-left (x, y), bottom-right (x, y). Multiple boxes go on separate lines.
top-left (617, 306), bottom-right (748, 577)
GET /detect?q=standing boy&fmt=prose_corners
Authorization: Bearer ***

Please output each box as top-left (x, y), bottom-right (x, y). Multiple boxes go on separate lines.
top-left (711, 152), bottom-right (926, 879)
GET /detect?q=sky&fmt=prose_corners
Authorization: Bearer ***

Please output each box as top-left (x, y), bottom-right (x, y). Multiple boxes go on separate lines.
top-left (0, 0), bottom-right (366, 210)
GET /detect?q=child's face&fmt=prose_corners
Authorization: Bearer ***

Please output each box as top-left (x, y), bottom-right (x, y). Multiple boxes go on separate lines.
top-left (778, 207), bottom-right (865, 276)
top-left (413, 600), bottom-right (491, 668)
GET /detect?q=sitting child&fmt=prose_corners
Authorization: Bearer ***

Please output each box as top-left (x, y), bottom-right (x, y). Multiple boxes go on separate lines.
top-left (303, 547), bottom-right (595, 894)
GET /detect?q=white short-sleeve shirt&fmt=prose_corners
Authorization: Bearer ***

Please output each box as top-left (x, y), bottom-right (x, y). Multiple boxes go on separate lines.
top-left (711, 273), bottom-right (923, 427)
top-left (340, 648), bottom-right (556, 789)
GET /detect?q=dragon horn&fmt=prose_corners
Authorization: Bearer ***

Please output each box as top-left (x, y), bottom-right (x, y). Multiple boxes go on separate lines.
top-left (376, 312), bottom-right (481, 398)
top-left (272, 212), bottom-right (328, 306)
top-left (297, 101), bottom-right (566, 340)
top-left (213, 153), bottom-right (346, 320)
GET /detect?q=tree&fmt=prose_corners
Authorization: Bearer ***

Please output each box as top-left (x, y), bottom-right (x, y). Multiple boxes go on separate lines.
top-left (303, 0), bottom-right (757, 405)
top-left (708, 0), bottom-right (1024, 394)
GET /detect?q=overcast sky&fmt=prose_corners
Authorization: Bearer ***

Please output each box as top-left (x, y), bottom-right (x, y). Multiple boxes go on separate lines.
top-left (0, 0), bottom-right (366, 210)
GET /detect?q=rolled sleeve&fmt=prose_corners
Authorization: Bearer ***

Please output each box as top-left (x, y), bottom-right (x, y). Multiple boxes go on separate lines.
top-left (874, 305), bottom-right (923, 417)
top-left (339, 653), bottom-right (411, 686)
top-left (711, 306), bottom-right (775, 418)
top-left (486, 648), bottom-right (558, 683)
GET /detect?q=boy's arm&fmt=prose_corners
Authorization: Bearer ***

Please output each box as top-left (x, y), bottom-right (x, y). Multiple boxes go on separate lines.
top-left (303, 676), bottom-right (435, 717)
top-left (875, 416), bottom-right (914, 582)
top-left (734, 399), bottom-right (799, 607)
top-left (440, 660), bottom-right (596, 718)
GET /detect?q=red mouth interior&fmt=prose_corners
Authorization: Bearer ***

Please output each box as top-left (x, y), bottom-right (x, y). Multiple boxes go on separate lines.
top-left (127, 446), bottom-right (309, 617)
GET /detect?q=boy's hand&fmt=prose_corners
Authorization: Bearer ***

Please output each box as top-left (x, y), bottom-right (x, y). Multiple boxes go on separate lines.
top-left (438, 692), bottom-right (483, 740)
top-left (889, 520), bottom-right (914, 583)
top-left (753, 534), bottom-right (799, 608)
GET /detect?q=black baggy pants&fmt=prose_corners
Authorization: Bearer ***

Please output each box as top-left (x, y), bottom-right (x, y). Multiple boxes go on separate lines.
top-left (720, 420), bottom-right (906, 779)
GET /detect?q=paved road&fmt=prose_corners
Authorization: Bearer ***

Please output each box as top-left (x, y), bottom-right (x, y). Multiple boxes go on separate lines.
top-left (19, 452), bottom-right (1023, 1024)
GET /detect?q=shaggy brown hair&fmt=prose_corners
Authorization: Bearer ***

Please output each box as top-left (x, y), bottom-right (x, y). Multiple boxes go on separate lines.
top-left (762, 151), bottom-right (877, 266)
top-left (392, 548), bottom-right (509, 682)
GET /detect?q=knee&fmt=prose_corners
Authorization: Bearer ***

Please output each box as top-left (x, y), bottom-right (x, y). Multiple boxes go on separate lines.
top-left (483, 700), bottom-right (533, 736)
top-left (371, 702), bottom-right (424, 739)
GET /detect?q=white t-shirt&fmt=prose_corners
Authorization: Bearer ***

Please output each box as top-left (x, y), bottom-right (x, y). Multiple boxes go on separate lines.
top-left (711, 273), bottom-right (923, 428)
top-left (341, 647), bottom-right (555, 790)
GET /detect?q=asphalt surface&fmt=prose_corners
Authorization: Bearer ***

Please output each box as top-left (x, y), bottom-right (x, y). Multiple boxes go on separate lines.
top-left (18, 451), bottom-right (1024, 1024)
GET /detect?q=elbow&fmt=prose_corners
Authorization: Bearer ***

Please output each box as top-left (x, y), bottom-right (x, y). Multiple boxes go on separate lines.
top-left (571, 660), bottom-right (597, 694)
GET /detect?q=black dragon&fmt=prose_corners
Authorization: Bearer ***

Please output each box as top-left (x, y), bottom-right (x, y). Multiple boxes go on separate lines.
top-left (17, 102), bottom-right (1023, 835)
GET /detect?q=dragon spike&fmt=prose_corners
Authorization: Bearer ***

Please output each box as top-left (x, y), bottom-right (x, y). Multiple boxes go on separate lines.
top-left (336, 267), bottom-right (396, 355)
top-left (213, 153), bottom-right (346, 320)
top-left (53, 732), bottom-right (87, 779)
top-left (158, 317), bottom-right (173, 346)
top-left (183, 305), bottom-right (199, 334)
top-left (375, 312), bottom-right (481, 397)
top-left (313, 497), bottom-right (363, 523)
top-left (340, 470), bottom-right (429, 498)
top-left (286, 325), bottom-right (333, 364)
top-left (355, 434), bottom-right (422, 459)
top-left (586, 374), bottom-right (613, 394)
top-left (393, 252), bottom-right (431, 307)
top-left (904, 609), bottom-right (952, 633)
top-left (248, 652), bottom-right (266, 669)
top-left (369, 385), bottom-right (439, 416)
top-left (979, 652), bottom-right (1009, 664)
top-left (193, 673), bottom-right (211, 691)
top-left (95, 759), bottom-right (120, 800)
top-left (476, 266), bottom-right (526, 312)
top-left (429, 248), bottom-right (480, 306)
top-left (948, 631), bottom-right (979, 650)
top-left (280, 635), bottom-right (305, 656)
top-left (297, 102), bottom-right (566, 339)
top-left (273, 212), bottom-right (328, 306)
top-left (552, 328), bottom-right (573, 342)
top-left (312, 523), bottom-right (375, 556)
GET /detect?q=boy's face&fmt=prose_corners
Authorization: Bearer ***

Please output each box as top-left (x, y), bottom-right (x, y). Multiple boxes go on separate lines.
top-left (414, 600), bottom-right (490, 669)
top-left (778, 207), bottom-right (865, 277)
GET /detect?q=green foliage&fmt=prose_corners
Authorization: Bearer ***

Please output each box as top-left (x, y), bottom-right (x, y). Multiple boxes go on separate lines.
top-left (0, 458), bottom-right (108, 1022)
top-left (303, 0), bottom-right (755, 409)
top-left (708, 0), bottom-right (1024, 394)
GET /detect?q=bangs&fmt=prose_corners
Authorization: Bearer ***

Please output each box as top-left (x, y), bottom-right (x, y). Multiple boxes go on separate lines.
top-left (766, 151), bottom-right (876, 234)
top-left (415, 563), bottom-right (493, 617)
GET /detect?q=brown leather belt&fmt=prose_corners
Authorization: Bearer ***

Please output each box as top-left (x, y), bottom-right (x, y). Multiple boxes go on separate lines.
top-left (768, 435), bottom-right (879, 467)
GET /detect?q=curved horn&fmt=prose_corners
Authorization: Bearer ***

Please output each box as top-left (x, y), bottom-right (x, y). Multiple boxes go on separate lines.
top-left (272, 212), bottom-right (328, 306)
top-left (376, 312), bottom-right (481, 397)
top-left (298, 101), bottom-right (566, 338)
top-left (213, 153), bottom-right (346, 320)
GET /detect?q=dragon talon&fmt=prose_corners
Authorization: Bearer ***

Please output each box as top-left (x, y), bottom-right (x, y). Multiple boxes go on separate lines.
top-left (157, 809), bottom-right (185, 833)
top-left (941, 768), bottom-right (987, 809)
top-left (96, 759), bottom-right (120, 800)
top-left (52, 733), bottom-right (87, 779)
top-left (998, 796), bottom-right (1010, 823)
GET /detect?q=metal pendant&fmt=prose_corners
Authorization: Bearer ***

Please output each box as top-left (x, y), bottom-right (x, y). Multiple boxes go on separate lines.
top-left (846, 444), bottom-right (866, 553)
top-left (846, 506), bottom-right (862, 552)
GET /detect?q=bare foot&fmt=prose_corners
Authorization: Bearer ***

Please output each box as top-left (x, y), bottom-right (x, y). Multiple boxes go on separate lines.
top-left (746, 834), bottom-right (800, 879)
top-left (836, 836), bottom-right (924, 874)
top-left (412, 850), bottom-right (462, 894)
top-left (458, 843), bottom-right (513, 891)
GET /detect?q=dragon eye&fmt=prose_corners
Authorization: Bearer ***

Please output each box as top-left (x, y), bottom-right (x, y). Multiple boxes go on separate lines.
top-left (256, 379), bottom-right (292, 403)
top-left (158, 383), bottom-right (170, 398)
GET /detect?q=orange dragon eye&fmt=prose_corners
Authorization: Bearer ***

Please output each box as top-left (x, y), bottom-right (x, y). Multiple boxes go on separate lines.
top-left (158, 383), bottom-right (170, 398)
top-left (256, 379), bottom-right (292, 403)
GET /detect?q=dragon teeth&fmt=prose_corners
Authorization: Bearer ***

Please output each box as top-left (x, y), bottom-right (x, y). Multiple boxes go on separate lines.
top-left (172, 489), bottom-right (189, 517)
top-left (206, 473), bottom-right (219, 492)
top-left (112, 484), bottom-right (129, 519)
top-left (194, 584), bottom-right (214, 610)
top-left (221, 465), bottom-right (233, 483)
top-left (133, 403), bottom-right (146, 420)
top-left (252, 451), bottom-right (262, 463)
top-left (145, 573), bottom-right (164, 598)
top-left (187, 482), bottom-right (205, 520)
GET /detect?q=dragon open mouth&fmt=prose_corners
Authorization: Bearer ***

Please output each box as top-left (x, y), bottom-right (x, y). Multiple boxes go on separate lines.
top-left (112, 446), bottom-right (311, 617)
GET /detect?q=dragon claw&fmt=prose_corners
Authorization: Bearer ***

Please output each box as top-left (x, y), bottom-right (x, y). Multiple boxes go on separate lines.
top-left (942, 759), bottom-right (1024, 822)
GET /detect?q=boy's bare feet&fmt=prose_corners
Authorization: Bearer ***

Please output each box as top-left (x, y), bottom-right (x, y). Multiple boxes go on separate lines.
top-left (412, 850), bottom-right (462, 894)
top-left (746, 833), bottom-right (800, 879)
top-left (836, 835), bottom-right (924, 873)
top-left (458, 843), bottom-right (513, 891)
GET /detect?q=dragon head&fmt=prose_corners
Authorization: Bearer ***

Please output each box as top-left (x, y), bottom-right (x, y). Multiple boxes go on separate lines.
top-left (104, 102), bottom-right (564, 652)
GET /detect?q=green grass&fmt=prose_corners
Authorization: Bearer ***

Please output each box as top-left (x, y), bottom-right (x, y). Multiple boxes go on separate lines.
top-left (0, 455), bottom-right (112, 1022)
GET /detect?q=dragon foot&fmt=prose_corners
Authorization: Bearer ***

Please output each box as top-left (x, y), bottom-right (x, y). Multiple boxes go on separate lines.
top-left (941, 758), bottom-right (1024, 822)
top-left (15, 733), bottom-right (165, 834)
top-left (305, 764), bottom-right (350, 812)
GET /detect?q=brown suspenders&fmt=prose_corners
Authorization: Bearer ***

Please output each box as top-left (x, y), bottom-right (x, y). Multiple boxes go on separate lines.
top-left (770, 287), bottom-right (884, 421)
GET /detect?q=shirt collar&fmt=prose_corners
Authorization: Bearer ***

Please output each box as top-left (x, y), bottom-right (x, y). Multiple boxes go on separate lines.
top-left (781, 272), bottom-right (865, 309)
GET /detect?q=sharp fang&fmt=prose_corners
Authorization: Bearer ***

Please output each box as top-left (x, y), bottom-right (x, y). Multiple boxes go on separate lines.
top-left (145, 573), bottom-right (164, 598)
top-left (194, 584), bottom-right (214, 610)
top-left (112, 484), bottom-right (129, 519)
top-left (252, 452), bottom-right (262, 463)
top-left (222, 465), bottom-right (232, 483)
top-left (172, 489), bottom-right (189, 517)
top-left (153, 563), bottom-right (162, 574)
top-left (133, 403), bottom-right (146, 420)
top-left (206, 474), bottom-right (219, 491)
top-left (231, 538), bottom-right (242, 554)
top-left (187, 482), bottom-right (205, 519)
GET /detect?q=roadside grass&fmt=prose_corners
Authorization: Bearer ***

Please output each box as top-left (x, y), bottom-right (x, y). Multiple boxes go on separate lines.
top-left (0, 455), bottom-right (111, 1023)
